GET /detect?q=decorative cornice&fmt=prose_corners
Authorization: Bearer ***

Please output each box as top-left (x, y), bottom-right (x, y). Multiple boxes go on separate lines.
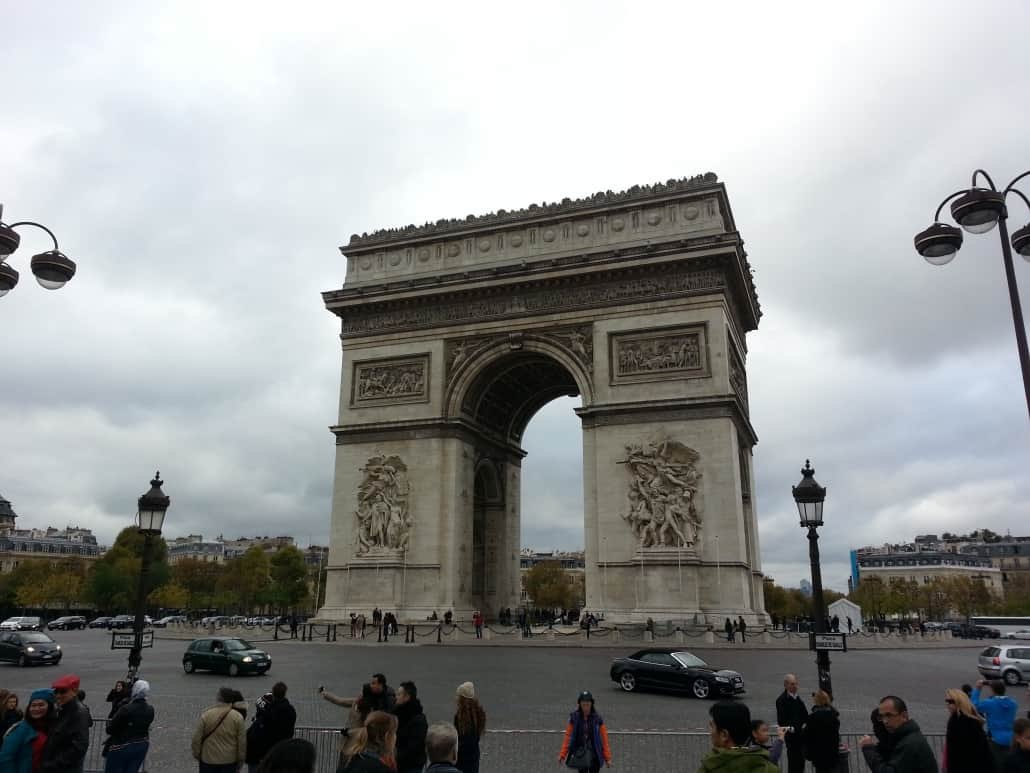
top-left (345, 173), bottom-right (719, 249)
top-left (576, 396), bottom-right (758, 446)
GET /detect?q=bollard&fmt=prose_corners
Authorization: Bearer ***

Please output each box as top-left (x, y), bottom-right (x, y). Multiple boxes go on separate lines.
top-left (377, 624), bottom-right (383, 643)
top-left (383, 624), bottom-right (389, 643)
top-left (274, 623), bottom-right (279, 640)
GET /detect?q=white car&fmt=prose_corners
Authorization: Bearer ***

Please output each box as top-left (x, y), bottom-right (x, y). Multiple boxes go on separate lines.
top-left (0, 617), bottom-right (42, 631)
top-left (1004, 629), bottom-right (1030, 640)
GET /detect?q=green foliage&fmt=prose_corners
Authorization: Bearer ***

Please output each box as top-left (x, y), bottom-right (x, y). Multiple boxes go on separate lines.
top-left (268, 545), bottom-right (310, 613)
top-left (218, 546), bottom-right (270, 613)
top-left (524, 560), bottom-right (575, 609)
top-left (149, 582), bottom-right (189, 609)
top-left (86, 527), bottom-right (170, 613)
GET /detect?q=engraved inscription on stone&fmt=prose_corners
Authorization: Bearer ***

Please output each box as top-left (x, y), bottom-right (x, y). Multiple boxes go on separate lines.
top-left (355, 454), bottom-right (411, 555)
top-left (609, 325), bottom-right (708, 384)
top-left (618, 438), bottom-right (703, 550)
top-left (352, 355), bottom-right (429, 406)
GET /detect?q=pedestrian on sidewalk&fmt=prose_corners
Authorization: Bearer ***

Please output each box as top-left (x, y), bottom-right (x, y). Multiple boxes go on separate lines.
top-left (105, 681), bottom-right (129, 720)
top-left (972, 680), bottom-right (1018, 768)
top-left (246, 682), bottom-right (297, 773)
top-left (472, 611), bottom-right (483, 639)
top-left (803, 690), bottom-right (840, 773)
top-left (724, 618), bottom-right (735, 643)
top-left (0, 690), bottom-right (23, 737)
top-left (424, 722), bottom-right (462, 773)
top-left (1004, 718), bottom-right (1030, 773)
top-left (943, 687), bottom-right (993, 773)
top-left (103, 678), bottom-right (155, 773)
top-left (255, 738), bottom-right (315, 773)
top-left (453, 682), bottom-right (485, 773)
top-left (775, 674), bottom-right (808, 773)
top-left (700, 701), bottom-right (778, 773)
top-left (338, 711), bottom-right (398, 773)
top-left (40, 674), bottom-right (91, 773)
top-left (192, 686), bottom-right (247, 773)
top-left (558, 690), bottom-right (612, 771)
top-left (0, 688), bottom-right (54, 773)
top-left (392, 681), bottom-right (427, 773)
top-left (737, 616), bottom-right (747, 643)
top-left (750, 719), bottom-right (786, 764)
top-left (859, 695), bottom-right (937, 773)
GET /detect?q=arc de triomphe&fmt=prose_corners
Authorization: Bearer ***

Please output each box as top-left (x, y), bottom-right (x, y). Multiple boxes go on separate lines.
top-left (319, 173), bottom-right (767, 623)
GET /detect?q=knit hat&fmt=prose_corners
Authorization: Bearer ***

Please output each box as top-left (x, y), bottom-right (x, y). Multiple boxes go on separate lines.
top-left (456, 682), bottom-right (475, 699)
top-left (51, 674), bottom-right (80, 692)
top-left (131, 680), bottom-right (150, 700)
top-left (29, 688), bottom-right (55, 705)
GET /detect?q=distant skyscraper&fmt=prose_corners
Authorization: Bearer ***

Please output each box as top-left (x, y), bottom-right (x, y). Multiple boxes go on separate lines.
top-left (799, 579), bottom-right (813, 597)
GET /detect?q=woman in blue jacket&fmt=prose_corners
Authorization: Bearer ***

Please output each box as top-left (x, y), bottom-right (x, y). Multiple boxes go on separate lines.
top-left (0, 688), bottom-right (55, 773)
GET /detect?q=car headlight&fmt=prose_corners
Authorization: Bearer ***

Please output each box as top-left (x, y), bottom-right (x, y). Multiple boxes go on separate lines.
top-left (56, 645), bottom-right (61, 650)
top-left (714, 676), bottom-right (729, 682)
top-left (26, 647), bottom-right (35, 652)
top-left (242, 656), bottom-right (253, 663)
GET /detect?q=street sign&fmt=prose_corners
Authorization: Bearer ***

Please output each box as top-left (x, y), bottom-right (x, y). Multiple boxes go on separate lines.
top-left (809, 633), bottom-right (847, 652)
top-left (110, 631), bottom-right (154, 650)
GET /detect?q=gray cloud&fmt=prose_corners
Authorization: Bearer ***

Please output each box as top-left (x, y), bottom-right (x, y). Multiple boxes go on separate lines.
top-left (3, 2), bottom-right (1029, 589)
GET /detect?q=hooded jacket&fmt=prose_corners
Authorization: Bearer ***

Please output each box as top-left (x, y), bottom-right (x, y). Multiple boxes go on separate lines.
top-left (699, 746), bottom-right (780, 773)
top-left (972, 689), bottom-right (1020, 746)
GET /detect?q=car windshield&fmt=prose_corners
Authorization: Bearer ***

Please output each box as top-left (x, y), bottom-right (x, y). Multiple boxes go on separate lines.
top-left (672, 652), bottom-right (708, 668)
top-left (21, 633), bottom-right (53, 643)
top-left (223, 639), bottom-right (253, 651)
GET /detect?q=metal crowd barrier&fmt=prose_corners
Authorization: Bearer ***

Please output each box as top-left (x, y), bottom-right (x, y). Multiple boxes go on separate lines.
top-left (84, 722), bottom-right (946, 773)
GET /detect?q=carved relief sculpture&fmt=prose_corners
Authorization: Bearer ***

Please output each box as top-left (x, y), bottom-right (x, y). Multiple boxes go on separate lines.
top-left (618, 439), bottom-right (702, 550)
top-left (445, 325), bottom-right (594, 384)
top-left (610, 326), bottom-right (708, 384)
top-left (355, 454), bottom-right (411, 555)
top-left (352, 355), bottom-right (429, 406)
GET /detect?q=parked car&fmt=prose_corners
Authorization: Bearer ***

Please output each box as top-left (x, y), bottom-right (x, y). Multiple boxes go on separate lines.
top-left (0, 631), bottom-right (62, 666)
top-left (609, 649), bottom-right (745, 698)
top-left (1003, 630), bottom-right (1030, 640)
top-left (182, 637), bottom-right (272, 676)
top-left (978, 645), bottom-right (1030, 685)
top-left (47, 616), bottom-right (87, 631)
top-left (0, 617), bottom-right (42, 631)
top-left (109, 615), bottom-right (135, 629)
top-left (88, 616), bottom-right (113, 629)
top-left (153, 615), bottom-right (187, 628)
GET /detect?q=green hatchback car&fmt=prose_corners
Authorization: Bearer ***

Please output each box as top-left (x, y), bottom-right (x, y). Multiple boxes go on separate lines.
top-left (182, 637), bottom-right (271, 676)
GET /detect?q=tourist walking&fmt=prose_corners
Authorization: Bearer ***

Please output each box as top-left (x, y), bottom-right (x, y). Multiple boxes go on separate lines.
top-left (859, 695), bottom-right (937, 773)
top-left (803, 690), bottom-right (840, 773)
top-left (750, 719), bottom-right (786, 764)
top-left (192, 687), bottom-right (247, 773)
top-left (737, 616), bottom-right (747, 643)
top-left (105, 681), bottom-right (129, 720)
top-left (943, 687), bottom-right (993, 773)
top-left (558, 690), bottom-right (612, 772)
top-left (775, 674), bottom-right (808, 773)
top-left (453, 682), bottom-right (485, 773)
top-left (472, 611), bottom-right (483, 639)
top-left (724, 617), bottom-right (735, 642)
top-left (424, 722), bottom-right (462, 773)
top-left (246, 682), bottom-right (297, 773)
top-left (0, 688), bottom-right (54, 773)
top-left (700, 701), bottom-right (778, 772)
top-left (0, 689), bottom-right (23, 736)
top-left (338, 711), bottom-right (398, 773)
top-left (392, 681), bottom-right (427, 773)
top-left (972, 680), bottom-right (1019, 767)
top-left (103, 678), bottom-right (154, 773)
top-left (255, 738), bottom-right (315, 773)
top-left (40, 674), bottom-right (91, 773)
top-left (1004, 718), bottom-right (1030, 773)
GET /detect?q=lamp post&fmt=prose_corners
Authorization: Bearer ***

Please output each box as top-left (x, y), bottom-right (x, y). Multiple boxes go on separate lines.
top-left (0, 204), bottom-right (77, 297)
top-left (127, 472), bottom-right (170, 681)
top-left (793, 460), bottom-right (832, 697)
top-left (913, 170), bottom-right (1030, 419)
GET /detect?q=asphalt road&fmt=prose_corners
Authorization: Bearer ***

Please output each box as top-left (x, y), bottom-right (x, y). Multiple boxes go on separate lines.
top-left (1, 629), bottom-right (1027, 771)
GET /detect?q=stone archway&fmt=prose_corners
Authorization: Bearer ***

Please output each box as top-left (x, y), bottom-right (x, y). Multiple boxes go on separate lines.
top-left (319, 173), bottom-right (768, 623)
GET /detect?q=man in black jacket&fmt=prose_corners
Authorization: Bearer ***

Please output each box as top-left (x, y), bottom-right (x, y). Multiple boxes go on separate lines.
top-left (40, 674), bottom-right (91, 773)
top-left (246, 681), bottom-right (297, 773)
top-left (393, 681), bottom-right (429, 773)
top-left (775, 673), bottom-right (808, 773)
top-left (860, 695), bottom-right (937, 773)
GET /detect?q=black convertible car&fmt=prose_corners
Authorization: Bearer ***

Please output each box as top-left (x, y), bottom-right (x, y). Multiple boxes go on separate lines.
top-left (609, 649), bottom-right (745, 699)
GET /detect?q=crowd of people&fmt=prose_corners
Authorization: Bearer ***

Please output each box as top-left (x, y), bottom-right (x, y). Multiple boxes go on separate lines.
top-left (1, 667), bottom-right (1028, 772)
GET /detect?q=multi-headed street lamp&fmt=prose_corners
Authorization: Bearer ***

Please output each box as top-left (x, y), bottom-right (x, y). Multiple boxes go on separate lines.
top-left (0, 204), bottom-right (77, 297)
top-left (914, 170), bottom-right (1030, 418)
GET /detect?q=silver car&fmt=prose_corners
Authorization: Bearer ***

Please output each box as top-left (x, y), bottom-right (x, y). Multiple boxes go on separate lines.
top-left (978, 645), bottom-right (1030, 685)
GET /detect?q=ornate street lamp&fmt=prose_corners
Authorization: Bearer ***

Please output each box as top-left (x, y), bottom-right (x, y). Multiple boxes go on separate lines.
top-left (793, 460), bottom-right (832, 697)
top-left (127, 472), bottom-right (170, 680)
top-left (0, 203), bottom-right (77, 297)
top-left (914, 170), bottom-right (1030, 418)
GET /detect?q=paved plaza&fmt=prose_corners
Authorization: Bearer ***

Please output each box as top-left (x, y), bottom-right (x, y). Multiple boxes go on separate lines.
top-left (1, 629), bottom-right (1026, 771)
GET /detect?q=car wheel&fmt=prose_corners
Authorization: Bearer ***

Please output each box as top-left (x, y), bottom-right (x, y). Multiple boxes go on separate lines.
top-left (229, 663), bottom-right (240, 677)
top-left (183, 660), bottom-right (195, 674)
top-left (1003, 669), bottom-right (1021, 686)
top-left (18, 655), bottom-right (29, 668)
top-left (619, 672), bottom-right (637, 692)
top-left (692, 678), bottom-right (711, 699)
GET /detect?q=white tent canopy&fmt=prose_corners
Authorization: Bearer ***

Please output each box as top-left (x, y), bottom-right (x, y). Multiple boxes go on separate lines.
top-left (828, 597), bottom-right (863, 631)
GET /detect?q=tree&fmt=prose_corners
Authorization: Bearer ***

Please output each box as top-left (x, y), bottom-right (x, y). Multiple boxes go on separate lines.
top-left (219, 547), bottom-right (271, 614)
top-left (44, 560), bottom-right (86, 612)
top-left (172, 558), bottom-right (225, 611)
top-left (850, 576), bottom-right (888, 621)
top-left (87, 527), bottom-right (171, 613)
top-left (14, 561), bottom-right (53, 612)
top-left (999, 574), bottom-right (1030, 615)
top-left (524, 560), bottom-right (575, 610)
top-left (268, 546), bottom-right (310, 613)
top-left (149, 582), bottom-right (189, 610)
top-left (943, 576), bottom-right (994, 621)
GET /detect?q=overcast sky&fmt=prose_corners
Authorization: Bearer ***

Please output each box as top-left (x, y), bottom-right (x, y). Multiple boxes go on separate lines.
top-left (3, 1), bottom-right (1029, 590)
